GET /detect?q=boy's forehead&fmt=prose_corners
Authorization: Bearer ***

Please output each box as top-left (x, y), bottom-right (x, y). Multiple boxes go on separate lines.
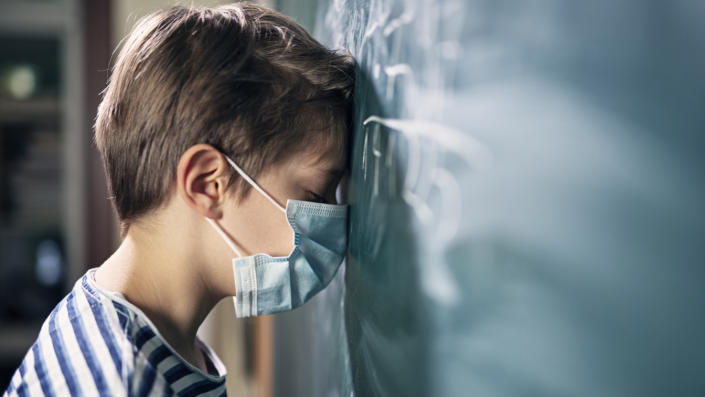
top-left (304, 126), bottom-right (348, 162)
top-left (288, 137), bottom-right (347, 175)
top-left (302, 145), bottom-right (346, 172)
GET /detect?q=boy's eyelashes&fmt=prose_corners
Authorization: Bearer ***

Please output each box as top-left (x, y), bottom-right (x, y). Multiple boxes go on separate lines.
top-left (301, 179), bottom-right (336, 204)
top-left (307, 191), bottom-right (328, 203)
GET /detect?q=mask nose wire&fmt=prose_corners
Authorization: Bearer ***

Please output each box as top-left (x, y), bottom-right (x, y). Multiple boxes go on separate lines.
top-left (223, 155), bottom-right (287, 214)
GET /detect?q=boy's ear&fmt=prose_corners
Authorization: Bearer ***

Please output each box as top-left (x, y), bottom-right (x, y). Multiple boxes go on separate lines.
top-left (176, 144), bottom-right (230, 219)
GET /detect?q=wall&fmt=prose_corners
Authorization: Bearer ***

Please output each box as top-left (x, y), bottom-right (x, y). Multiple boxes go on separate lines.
top-left (273, 0), bottom-right (705, 396)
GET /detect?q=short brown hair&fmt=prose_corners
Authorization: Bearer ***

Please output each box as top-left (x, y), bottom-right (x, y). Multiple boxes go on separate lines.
top-left (94, 2), bottom-right (355, 238)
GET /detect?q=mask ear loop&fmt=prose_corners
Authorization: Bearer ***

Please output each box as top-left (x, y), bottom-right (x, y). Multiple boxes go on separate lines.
top-left (204, 152), bottom-right (287, 258)
top-left (223, 155), bottom-right (287, 214)
top-left (204, 217), bottom-right (244, 310)
top-left (205, 217), bottom-right (243, 258)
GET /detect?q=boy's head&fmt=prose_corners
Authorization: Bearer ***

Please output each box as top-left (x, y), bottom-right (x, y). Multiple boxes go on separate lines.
top-left (94, 2), bottom-right (354, 240)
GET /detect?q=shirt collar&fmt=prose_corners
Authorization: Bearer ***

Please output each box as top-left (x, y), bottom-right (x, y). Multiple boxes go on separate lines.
top-left (82, 268), bottom-right (228, 382)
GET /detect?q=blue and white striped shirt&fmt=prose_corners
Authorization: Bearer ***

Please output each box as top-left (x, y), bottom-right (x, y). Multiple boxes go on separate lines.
top-left (3, 268), bottom-right (228, 396)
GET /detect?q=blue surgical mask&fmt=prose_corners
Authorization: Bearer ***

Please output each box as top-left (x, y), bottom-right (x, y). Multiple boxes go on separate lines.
top-left (205, 152), bottom-right (348, 317)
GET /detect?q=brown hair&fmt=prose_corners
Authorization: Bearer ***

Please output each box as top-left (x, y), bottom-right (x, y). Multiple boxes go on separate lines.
top-left (94, 2), bottom-right (355, 238)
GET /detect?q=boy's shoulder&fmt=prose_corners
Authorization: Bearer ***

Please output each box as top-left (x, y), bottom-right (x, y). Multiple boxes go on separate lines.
top-left (4, 269), bottom-right (228, 397)
top-left (3, 271), bottom-right (136, 396)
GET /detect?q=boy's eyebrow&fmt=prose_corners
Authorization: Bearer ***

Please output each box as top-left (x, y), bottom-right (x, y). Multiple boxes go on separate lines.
top-left (311, 167), bottom-right (345, 185)
top-left (324, 168), bottom-right (345, 180)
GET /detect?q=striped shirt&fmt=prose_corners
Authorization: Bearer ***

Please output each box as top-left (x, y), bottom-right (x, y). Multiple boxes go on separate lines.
top-left (3, 268), bottom-right (228, 396)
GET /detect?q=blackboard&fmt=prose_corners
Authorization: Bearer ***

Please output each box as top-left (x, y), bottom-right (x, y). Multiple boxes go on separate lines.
top-left (273, 0), bottom-right (705, 396)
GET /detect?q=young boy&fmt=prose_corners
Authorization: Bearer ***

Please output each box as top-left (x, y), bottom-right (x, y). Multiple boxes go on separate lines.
top-left (3, 2), bottom-right (354, 396)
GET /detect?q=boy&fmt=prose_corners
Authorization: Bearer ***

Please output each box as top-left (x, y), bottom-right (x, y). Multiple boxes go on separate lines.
top-left (3, 2), bottom-right (354, 396)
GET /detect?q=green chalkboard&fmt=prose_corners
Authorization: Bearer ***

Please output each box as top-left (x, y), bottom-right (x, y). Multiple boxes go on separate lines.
top-left (273, 1), bottom-right (705, 396)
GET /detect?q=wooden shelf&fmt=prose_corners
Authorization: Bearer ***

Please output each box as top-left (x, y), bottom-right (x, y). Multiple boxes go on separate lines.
top-left (0, 96), bottom-right (60, 123)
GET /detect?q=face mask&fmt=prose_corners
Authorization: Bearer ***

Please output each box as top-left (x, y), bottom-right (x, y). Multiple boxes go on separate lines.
top-left (204, 152), bottom-right (349, 318)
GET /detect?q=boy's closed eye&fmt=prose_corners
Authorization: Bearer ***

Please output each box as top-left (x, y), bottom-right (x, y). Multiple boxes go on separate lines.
top-left (300, 168), bottom-right (345, 204)
top-left (302, 181), bottom-right (335, 203)
top-left (307, 190), bottom-right (328, 203)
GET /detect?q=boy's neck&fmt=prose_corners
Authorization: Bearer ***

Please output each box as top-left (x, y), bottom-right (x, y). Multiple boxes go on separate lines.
top-left (94, 231), bottom-right (220, 373)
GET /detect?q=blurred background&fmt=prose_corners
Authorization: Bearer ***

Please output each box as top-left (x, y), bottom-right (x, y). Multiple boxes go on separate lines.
top-left (0, 0), bottom-right (282, 395)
